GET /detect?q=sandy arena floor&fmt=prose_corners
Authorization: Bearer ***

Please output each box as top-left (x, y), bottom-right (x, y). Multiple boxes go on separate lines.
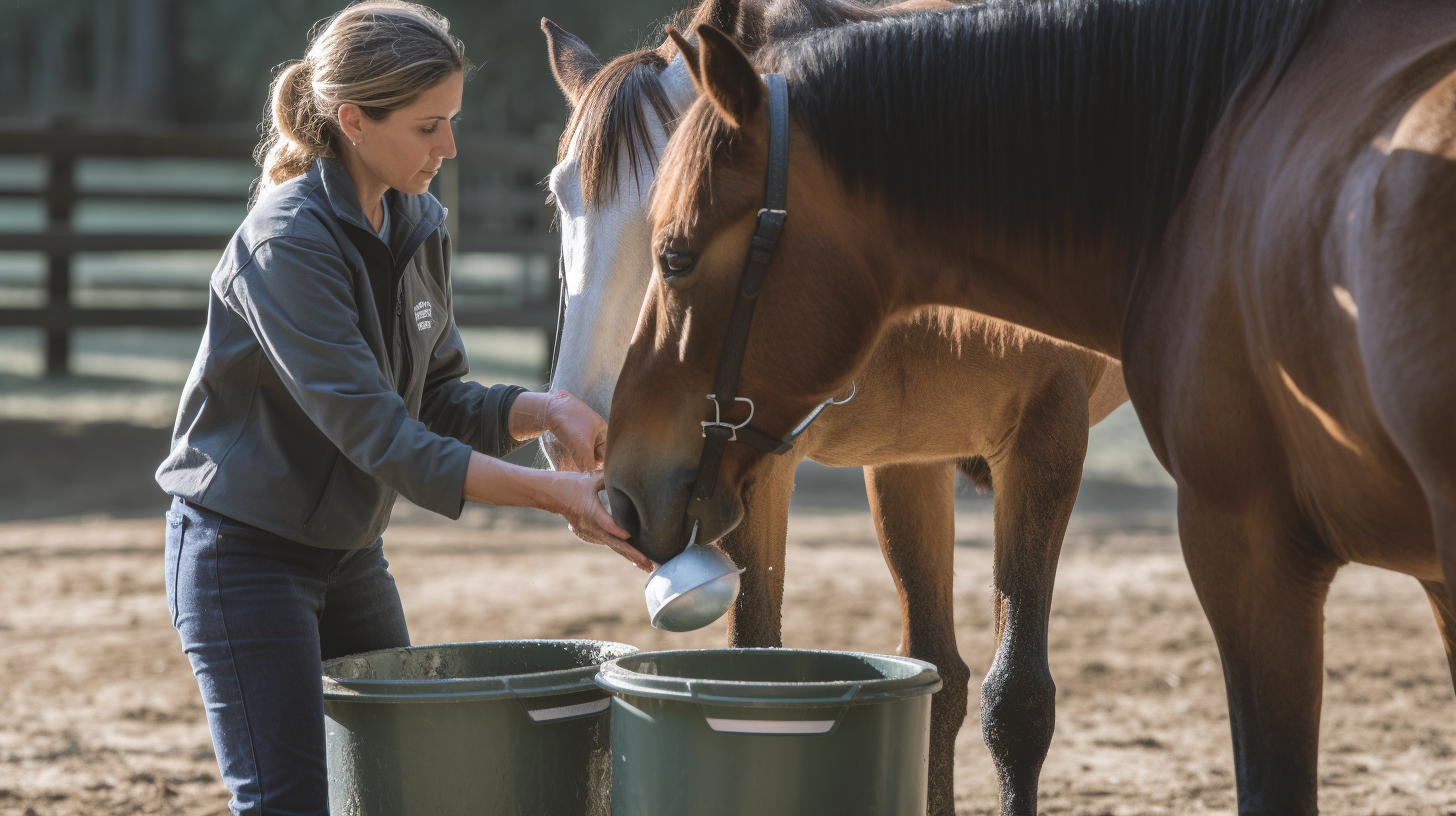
top-left (2, 495), bottom-right (1455, 815)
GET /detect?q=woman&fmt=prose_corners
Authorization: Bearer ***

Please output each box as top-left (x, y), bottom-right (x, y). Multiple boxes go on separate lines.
top-left (154, 3), bottom-right (646, 812)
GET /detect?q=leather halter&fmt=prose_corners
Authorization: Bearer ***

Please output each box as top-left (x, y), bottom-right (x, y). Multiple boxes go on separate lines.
top-left (547, 255), bottom-right (567, 385)
top-left (690, 73), bottom-right (853, 505)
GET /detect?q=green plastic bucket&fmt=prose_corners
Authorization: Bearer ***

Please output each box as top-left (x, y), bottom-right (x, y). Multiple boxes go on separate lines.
top-left (322, 639), bottom-right (637, 816)
top-left (596, 648), bottom-right (941, 816)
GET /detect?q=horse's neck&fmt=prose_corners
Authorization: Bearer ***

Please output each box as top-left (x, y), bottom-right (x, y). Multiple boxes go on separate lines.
top-left (865, 217), bottom-right (1132, 359)
top-left (775, 0), bottom-right (1332, 358)
top-left (759, 0), bottom-right (880, 40)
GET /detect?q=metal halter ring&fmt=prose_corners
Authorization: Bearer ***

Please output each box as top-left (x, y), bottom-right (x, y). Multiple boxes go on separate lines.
top-left (702, 394), bottom-right (755, 442)
top-left (828, 382), bottom-right (856, 406)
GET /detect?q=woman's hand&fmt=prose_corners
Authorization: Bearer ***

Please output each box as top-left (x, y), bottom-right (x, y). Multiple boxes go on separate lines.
top-left (509, 390), bottom-right (608, 474)
top-left (462, 452), bottom-right (651, 572)
top-left (542, 390), bottom-right (608, 473)
top-left (537, 471), bottom-right (652, 571)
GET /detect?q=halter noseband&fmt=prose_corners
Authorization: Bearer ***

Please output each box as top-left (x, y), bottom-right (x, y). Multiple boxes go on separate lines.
top-left (690, 72), bottom-right (854, 505)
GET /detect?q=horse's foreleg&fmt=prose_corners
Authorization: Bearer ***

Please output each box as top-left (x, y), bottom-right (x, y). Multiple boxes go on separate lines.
top-left (718, 453), bottom-right (799, 648)
top-left (864, 460), bottom-right (967, 816)
top-left (978, 406), bottom-right (1084, 816)
top-left (1178, 496), bottom-right (1340, 816)
top-left (1419, 579), bottom-right (1456, 692)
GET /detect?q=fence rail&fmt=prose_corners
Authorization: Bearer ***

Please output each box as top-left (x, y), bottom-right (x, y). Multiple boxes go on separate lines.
top-left (0, 123), bottom-right (562, 376)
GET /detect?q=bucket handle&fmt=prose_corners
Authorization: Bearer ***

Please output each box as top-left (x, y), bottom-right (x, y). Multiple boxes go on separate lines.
top-left (515, 685), bottom-right (613, 724)
top-left (688, 683), bottom-right (860, 708)
top-left (698, 708), bottom-right (850, 736)
top-left (692, 682), bottom-right (857, 735)
top-left (523, 696), bottom-right (611, 723)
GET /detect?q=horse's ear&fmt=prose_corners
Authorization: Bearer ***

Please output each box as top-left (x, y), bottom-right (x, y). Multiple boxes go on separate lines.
top-left (541, 18), bottom-right (603, 108)
top-left (694, 23), bottom-right (763, 129)
top-left (666, 25), bottom-right (701, 81)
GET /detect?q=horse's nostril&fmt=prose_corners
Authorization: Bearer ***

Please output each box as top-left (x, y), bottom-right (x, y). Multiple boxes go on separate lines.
top-left (607, 485), bottom-right (642, 544)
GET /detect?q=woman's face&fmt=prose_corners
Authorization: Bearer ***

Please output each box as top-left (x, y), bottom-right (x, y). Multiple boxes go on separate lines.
top-left (344, 70), bottom-right (463, 195)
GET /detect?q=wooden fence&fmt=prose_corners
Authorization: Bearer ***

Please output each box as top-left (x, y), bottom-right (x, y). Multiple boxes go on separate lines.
top-left (0, 123), bottom-right (561, 376)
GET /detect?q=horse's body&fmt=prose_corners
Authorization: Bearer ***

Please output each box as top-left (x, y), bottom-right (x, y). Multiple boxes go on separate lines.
top-left (542, 1), bottom-right (1125, 811)
top-left (606, 1), bottom-right (1456, 812)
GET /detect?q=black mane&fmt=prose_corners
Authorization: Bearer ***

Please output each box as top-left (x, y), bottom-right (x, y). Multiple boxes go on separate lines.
top-left (756, 0), bottom-right (1329, 253)
top-left (562, 0), bottom-right (904, 207)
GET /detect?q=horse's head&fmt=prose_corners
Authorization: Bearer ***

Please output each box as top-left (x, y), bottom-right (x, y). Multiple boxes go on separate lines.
top-left (604, 25), bottom-right (888, 563)
top-left (538, 5), bottom-right (744, 471)
top-left (540, 21), bottom-right (677, 444)
top-left (539, 0), bottom-right (905, 473)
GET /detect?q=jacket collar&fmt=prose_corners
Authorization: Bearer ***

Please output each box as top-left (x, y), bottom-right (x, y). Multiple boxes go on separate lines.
top-left (313, 158), bottom-right (447, 267)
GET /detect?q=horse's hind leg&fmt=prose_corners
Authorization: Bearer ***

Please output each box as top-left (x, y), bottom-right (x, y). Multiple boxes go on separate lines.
top-left (976, 395), bottom-right (1086, 816)
top-left (864, 460), bottom-right (968, 816)
top-left (1358, 95), bottom-right (1456, 645)
top-left (1419, 579), bottom-right (1456, 692)
top-left (1178, 497), bottom-right (1340, 815)
top-left (718, 452), bottom-right (799, 648)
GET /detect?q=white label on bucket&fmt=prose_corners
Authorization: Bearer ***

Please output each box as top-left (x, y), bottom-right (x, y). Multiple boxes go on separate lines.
top-left (526, 698), bottom-right (611, 722)
top-left (704, 718), bottom-right (836, 735)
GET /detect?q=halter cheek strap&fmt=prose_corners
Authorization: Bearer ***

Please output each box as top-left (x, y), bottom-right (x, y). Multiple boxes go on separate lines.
top-left (690, 73), bottom-right (854, 505)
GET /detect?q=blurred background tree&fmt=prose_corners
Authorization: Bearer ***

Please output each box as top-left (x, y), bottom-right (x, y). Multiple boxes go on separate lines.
top-left (0, 0), bottom-right (682, 137)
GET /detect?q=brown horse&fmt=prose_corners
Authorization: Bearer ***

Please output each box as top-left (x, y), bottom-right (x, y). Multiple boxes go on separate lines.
top-left (606, 0), bottom-right (1456, 812)
top-left (543, 0), bottom-right (1124, 812)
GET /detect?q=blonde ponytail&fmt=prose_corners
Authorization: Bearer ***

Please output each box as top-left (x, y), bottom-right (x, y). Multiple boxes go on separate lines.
top-left (256, 61), bottom-right (325, 195)
top-left (252, 1), bottom-right (470, 204)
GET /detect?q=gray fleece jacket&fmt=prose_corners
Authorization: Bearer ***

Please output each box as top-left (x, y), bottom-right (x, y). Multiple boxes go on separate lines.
top-left (155, 158), bottom-right (526, 549)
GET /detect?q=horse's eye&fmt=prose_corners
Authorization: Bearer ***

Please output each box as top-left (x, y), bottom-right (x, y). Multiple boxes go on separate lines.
top-left (659, 250), bottom-right (697, 278)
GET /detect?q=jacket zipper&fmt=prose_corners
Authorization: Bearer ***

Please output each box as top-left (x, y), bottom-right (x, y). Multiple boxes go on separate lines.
top-left (353, 212), bottom-right (434, 403)
top-left (395, 286), bottom-right (413, 398)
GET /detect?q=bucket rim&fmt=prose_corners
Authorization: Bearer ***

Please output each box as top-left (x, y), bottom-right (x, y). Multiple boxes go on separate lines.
top-left (322, 639), bottom-right (638, 703)
top-left (595, 647), bottom-right (942, 708)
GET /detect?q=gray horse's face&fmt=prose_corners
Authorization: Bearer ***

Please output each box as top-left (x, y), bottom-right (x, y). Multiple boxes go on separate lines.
top-left (542, 54), bottom-right (698, 472)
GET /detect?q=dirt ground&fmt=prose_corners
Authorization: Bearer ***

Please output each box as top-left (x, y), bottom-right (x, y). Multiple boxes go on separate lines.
top-left (2, 420), bottom-right (1455, 815)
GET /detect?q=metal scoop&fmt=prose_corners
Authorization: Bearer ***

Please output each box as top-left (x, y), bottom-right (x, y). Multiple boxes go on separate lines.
top-left (643, 522), bottom-right (744, 632)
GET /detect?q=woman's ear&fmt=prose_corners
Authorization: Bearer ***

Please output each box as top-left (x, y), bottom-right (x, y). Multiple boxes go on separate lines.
top-left (337, 103), bottom-right (364, 146)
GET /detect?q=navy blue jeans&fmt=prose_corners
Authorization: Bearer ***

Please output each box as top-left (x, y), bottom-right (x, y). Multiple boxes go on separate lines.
top-left (165, 497), bottom-right (410, 816)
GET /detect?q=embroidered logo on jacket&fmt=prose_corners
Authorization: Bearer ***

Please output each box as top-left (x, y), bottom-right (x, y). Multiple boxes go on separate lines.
top-left (414, 301), bottom-right (433, 332)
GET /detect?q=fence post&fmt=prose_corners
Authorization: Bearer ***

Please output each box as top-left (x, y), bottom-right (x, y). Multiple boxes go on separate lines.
top-left (44, 138), bottom-right (76, 377)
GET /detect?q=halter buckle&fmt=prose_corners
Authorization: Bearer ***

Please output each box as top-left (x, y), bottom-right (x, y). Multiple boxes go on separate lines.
top-left (702, 394), bottom-right (756, 442)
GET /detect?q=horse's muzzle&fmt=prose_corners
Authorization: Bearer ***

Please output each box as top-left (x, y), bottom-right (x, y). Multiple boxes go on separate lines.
top-left (605, 468), bottom-right (741, 565)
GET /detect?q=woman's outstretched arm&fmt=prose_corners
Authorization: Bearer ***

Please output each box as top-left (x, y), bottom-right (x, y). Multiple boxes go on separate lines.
top-left (461, 451), bottom-right (651, 571)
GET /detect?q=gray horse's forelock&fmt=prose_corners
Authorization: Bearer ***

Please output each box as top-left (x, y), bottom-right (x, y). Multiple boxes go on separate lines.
top-left (559, 51), bottom-right (679, 208)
